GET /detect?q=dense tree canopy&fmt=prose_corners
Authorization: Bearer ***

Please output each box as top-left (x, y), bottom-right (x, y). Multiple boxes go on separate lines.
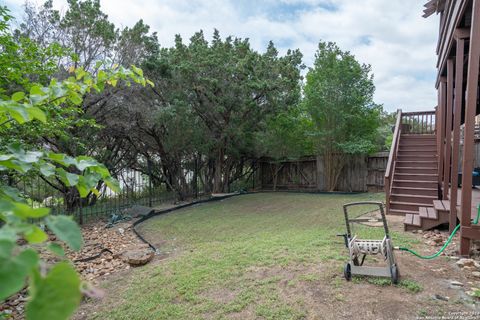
top-left (126, 31), bottom-right (305, 194)
top-left (0, 0), bottom-right (388, 317)
top-left (0, 5), bottom-right (150, 319)
top-left (5, 0), bottom-right (384, 200)
top-left (304, 41), bottom-right (382, 191)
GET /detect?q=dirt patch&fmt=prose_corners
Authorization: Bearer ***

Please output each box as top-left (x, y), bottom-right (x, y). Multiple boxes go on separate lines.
top-left (204, 287), bottom-right (238, 304)
top-left (238, 257), bottom-right (473, 320)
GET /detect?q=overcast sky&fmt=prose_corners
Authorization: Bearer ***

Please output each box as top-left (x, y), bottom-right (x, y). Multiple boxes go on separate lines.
top-left (4, 0), bottom-right (440, 112)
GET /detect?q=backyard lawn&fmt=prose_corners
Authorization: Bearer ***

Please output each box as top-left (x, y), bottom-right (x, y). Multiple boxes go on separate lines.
top-left (77, 192), bottom-right (472, 319)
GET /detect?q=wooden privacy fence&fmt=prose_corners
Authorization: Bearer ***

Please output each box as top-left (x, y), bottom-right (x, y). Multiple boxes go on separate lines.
top-left (257, 152), bottom-right (388, 192)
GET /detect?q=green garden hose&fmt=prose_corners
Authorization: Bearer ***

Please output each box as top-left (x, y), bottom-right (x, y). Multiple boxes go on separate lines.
top-left (397, 205), bottom-right (480, 259)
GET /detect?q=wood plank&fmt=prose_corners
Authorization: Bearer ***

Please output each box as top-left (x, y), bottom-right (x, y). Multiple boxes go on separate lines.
top-left (419, 206), bottom-right (439, 220)
top-left (454, 28), bottom-right (470, 39)
top-left (419, 207), bottom-right (428, 218)
top-left (438, 79), bottom-right (446, 188)
top-left (460, 0), bottom-right (480, 256)
top-left (404, 214), bottom-right (413, 225)
top-left (450, 37), bottom-right (465, 233)
top-left (443, 58), bottom-right (454, 199)
top-left (433, 200), bottom-right (446, 211)
top-left (461, 226), bottom-right (480, 240)
top-left (427, 207), bottom-right (438, 219)
top-left (435, 0), bottom-right (468, 85)
top-left (412, 214), bottom-right (421, 226)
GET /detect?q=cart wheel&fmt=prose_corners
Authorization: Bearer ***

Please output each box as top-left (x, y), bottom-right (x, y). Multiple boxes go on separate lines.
top-left (344, 263), bottom-right (352, 281)
top-left (390, 264), bottom-right (399, 284)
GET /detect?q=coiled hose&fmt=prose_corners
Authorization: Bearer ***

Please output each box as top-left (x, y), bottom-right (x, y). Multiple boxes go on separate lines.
top-left (397, 205), bottom-right (480, 259)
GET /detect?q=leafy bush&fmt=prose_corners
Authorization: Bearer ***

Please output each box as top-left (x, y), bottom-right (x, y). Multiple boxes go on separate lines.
top-left (0, 5), bottom-right (150, 319)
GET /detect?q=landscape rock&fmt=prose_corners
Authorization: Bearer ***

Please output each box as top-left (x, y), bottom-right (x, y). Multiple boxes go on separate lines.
top-left (456, 258), bottom-right (475, 268)
top-left (432, 237), bottom-right (443, 244)
top-left (122, 248), bottom-right (154, 266)
top-left (450, 280), bottom-right (464, 287)
top-left (432, 294), bottom-right (449, 301)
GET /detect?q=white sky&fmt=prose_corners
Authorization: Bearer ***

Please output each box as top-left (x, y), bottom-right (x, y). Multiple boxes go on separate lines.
top-left (4, 0), bottom-right (440, 112)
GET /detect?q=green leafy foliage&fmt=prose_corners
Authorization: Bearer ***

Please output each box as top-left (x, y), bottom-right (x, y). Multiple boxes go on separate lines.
top-left (255, 106), bottom-right (314, 190)
top-left (132, 30), bottom-right (304, 194)
top-left (303, 41), bottom-right (382, 190)
top-left (5, 0), bottom-right (160, 212)
top-left (26, 262), bottom-right (82, 320)
top-left (0, 4), bottom-right (151, 319)
top-left (0, 248), bottom-right (38, 301)
top-left (45, 216), bottom-right (83, 251)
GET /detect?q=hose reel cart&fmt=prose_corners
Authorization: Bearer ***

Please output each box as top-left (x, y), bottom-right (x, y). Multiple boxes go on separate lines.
top-left (339, 201), bottom-right (399, 284)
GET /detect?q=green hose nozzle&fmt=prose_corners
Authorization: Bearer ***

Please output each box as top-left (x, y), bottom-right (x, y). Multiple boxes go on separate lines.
top-left (398, 205), bottom-right (480, 259)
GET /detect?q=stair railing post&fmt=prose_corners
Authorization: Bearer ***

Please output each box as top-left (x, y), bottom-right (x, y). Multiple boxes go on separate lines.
top-left (460, 0), bottom-right (480, 256)
top-left (450, 33), bottom-right (465, 233)
top-left (385, 109), bottom-right (402, 215)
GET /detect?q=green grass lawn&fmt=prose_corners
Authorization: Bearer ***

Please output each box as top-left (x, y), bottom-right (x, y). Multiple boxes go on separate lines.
top-left (88, 192), bottom-right (421, 319)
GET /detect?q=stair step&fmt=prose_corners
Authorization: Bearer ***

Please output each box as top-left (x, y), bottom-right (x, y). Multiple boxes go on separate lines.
top-left (400, 140), bottom-right (436, 144)
top-left (397, 151), bottom-right (437, 157)
top-left (419, 206), bottom-right (438, 220)
top-left (392, 179), bottom-right (437, 188)
top-left (399, 146), bottom-right (436, 151)
top-left (391, 186), bottom-right (437, 196)
top-left (400, 143), bottom-right (436, 148)
top-left (397, 153), bottom-right (436, 157)
top-left (390, 208), bottom-right (420, 215)
top-left (397, 156), bottom-right (437, 161)
top-left (396, 161), bottom-right (437, 168)
top-left (391, 186), bottom-right (437, 191)
top-left (401, 134), bottom-right (436, 139)
top-left (395, 167), bottom-right (437, 174)
top-left (404, 213), bottom-right (421, 226)
top-left (433, 200), bottom-right (451, 212)
top-left (394, 173), bottom-right (438, 181)
top-left (391, 201), bottom-right (433, 212)
top-left (391, 194), bottom-right (437, 204)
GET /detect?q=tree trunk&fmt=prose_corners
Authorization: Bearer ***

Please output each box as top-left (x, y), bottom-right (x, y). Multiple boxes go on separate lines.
top-left (213, 148), bottom-right (225, 193)
top-left (323, 151), bottom-right (346, 191)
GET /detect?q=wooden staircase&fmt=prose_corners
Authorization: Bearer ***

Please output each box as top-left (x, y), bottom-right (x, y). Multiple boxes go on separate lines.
top-left (404, 199), bottom-right (451, 231)
top-left (385, 110), bottom-right (449, 231)
top-left (390, 134), bottom-right (437, 216)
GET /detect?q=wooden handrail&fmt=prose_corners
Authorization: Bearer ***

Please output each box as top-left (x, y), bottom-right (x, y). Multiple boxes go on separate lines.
top-left (402, 111), bottom-right (436, 116)
top-left (401, 110), bottom-right (436, 134)
top-left (385, 109), bottom-right (402, 180)
top-left (385, 109), bottom-right (402, 214)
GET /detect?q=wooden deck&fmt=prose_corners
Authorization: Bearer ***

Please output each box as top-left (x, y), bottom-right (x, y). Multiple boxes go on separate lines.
top-left (439, 187), bottom-right (480, 220)
top-left (401, 0), bottom-right (480, 254)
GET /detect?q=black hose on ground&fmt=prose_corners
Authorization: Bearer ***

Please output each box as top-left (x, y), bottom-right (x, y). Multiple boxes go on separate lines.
top-left (72, 194), bottom-right (245, 262)
top-left (132, 193), bottom-right (241, 252)
top-left (73, 248), bottom-right (114, 262)
top-left (79, 190), bottom-right (366, 260)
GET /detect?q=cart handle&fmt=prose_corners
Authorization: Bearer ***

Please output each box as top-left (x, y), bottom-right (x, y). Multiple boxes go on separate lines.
top-left (342, 201), bottom-right (389, 238)
top-left (343, 201), bottom-right (385, 208)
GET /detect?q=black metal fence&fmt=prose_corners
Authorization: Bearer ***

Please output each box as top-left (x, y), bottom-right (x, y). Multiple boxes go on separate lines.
top-left (2, 159), bottom-right (259, 224)
top-left (8, 169), bottom-right (190, 224)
